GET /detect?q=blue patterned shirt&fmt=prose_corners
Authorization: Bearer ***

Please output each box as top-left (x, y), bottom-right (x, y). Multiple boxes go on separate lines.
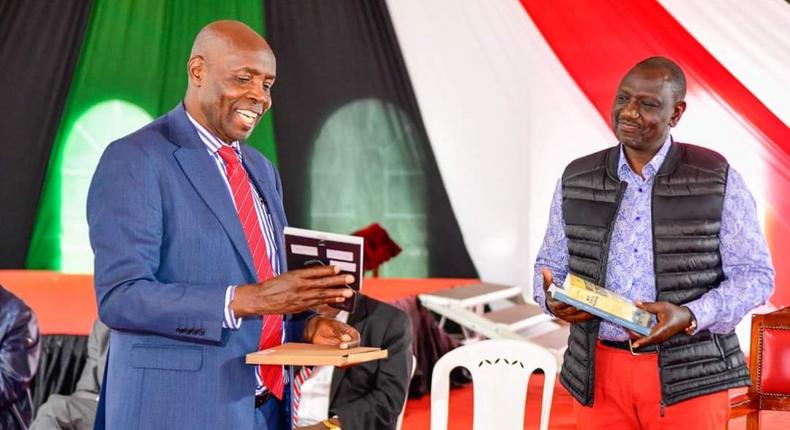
top-left (533, 137), bottom-right (775, 341)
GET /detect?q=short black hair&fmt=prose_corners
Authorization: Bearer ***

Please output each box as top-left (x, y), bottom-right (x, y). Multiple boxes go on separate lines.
top-left (633, 56), bottom-right (686, 102)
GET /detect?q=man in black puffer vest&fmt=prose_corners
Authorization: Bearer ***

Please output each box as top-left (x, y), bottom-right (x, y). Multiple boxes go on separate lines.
top-left (532, 57), bottom-right (774, 430)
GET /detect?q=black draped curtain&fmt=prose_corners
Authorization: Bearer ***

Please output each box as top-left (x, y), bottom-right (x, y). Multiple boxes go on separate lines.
top-left (31, 335), bottom-right (90, 411)
top-left (0, 0), bottom-right (93, 267)
top-left (266, 0), bottom-right (476, 277)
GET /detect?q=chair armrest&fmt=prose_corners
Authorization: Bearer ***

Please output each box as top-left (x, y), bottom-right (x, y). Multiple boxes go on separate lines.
top-left (728, 392), bottom-right (756, 419)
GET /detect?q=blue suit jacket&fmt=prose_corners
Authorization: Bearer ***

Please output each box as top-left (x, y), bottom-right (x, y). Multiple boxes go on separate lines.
top-left (87, 104), bottom-right (302, 429)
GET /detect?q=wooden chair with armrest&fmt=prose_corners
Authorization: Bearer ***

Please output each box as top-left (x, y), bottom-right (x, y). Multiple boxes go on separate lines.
top-left (728, 307), bottom-right (790, 429)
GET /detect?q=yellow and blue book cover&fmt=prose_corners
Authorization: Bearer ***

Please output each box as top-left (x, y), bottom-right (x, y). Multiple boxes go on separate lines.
top-left (548, 273), bottom-right (653, 335)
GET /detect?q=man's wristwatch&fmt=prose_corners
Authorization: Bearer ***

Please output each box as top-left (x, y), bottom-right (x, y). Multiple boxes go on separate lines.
top-left (321, 418), bottom-right (341, 429)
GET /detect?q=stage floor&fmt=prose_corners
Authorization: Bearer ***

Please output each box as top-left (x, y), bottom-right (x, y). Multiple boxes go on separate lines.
top-left (401, 376), bottom-right (790, 429)
top-left (4, 270), bottom-right (786, 428)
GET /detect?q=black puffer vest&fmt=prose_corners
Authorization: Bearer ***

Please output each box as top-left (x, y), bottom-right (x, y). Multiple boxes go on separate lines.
top-left (559, 142), bottom-right (750, 406)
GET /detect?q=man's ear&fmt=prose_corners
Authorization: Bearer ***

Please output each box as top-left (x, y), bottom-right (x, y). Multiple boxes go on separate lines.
top-left (669, 100), bottom-right (686, 128)
top-left (187, 55), bottom-right (205, 87)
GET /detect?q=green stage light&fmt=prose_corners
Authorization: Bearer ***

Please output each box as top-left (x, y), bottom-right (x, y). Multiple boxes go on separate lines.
top-left (58, 100), bottom-right (153, 273)
top-left (308, 99), bottom-right (428, 277)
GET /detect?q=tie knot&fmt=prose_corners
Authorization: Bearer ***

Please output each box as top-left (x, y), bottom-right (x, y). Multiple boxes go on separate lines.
top-left (217, 145), bottom-right (240, 166)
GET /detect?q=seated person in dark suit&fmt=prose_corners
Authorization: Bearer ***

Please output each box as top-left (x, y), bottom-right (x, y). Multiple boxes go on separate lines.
top-left (30, 319), bottom-right (109, 430)
top-left (294, 294), bottom-right (413, 430)
top-left (0, 285), bottom-right (41, 430)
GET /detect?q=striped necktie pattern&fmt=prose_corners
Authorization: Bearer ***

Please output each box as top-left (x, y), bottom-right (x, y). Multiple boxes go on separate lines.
top-left (217, 145), bottom-right (284, 400)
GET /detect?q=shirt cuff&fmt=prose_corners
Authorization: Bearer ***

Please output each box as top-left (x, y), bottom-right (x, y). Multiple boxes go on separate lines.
top-left (533, 269), bottom-right (553, 316)
top-left (223, 285), bottom-right (242, 330)
top-left (683, 298), bottom-right (711, 334)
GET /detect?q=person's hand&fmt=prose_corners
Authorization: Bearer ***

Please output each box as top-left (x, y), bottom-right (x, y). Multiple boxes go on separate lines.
top-left (542, 268), bottom-right (595, 323)
top-left (295, 417), bottom-right (342, 429)
top-left (630, 301), bottom-right (692, 348)
top-left (230, 265), bottom-right (354, 317)
top-left (295, 418), bottom-right (341, 430)
top-left (305, 316), bottom-right (360, 350)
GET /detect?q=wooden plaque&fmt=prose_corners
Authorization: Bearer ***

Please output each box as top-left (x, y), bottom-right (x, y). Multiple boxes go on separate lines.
top-left (246, 342), bottom-right (388, 367)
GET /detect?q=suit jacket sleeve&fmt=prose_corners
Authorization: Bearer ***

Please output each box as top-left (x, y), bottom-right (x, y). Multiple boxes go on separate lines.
top-left (330, 310), bottom-right (413, 430)
top-left (88, 139), bottom-right (227, 343)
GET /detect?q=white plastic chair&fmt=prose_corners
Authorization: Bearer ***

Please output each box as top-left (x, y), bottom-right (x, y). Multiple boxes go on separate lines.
top-left (430, 339), bottom-right (557, 430)
top-left (396, 355), bottom-right (417, 430)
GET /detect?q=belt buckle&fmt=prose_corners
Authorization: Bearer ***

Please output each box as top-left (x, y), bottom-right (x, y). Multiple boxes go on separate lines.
top-left (627, 338), bottom-right (642, 356)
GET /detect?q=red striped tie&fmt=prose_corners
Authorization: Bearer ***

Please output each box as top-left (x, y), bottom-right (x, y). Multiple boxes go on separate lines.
top-left (291, 366), bottom-right (314, 427)
top-left (217, 145), bottom-right (284, 400)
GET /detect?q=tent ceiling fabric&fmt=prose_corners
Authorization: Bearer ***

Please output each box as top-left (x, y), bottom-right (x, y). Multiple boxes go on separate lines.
top-left (386, 0), bottom-right (614, 287)
top-left (387, 0), bottom-right (789, 321)
top-left (660, 0), bottom-right (790, 127)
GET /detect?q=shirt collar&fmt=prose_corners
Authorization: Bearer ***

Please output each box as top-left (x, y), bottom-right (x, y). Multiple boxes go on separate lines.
top-left (184, 108), bottom-right (241, 155)
top-left (617, 134), bottom-right (672, 179)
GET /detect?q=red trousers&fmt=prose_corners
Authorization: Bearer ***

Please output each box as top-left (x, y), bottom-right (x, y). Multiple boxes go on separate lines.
top-left (573, 341), bottom-right (729, 430)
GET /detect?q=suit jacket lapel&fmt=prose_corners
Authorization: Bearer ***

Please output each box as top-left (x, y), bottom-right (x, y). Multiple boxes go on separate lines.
top-left (168, 105), bottom-right (257, 279)
top-left (330, 295), bottom-right (369, 404)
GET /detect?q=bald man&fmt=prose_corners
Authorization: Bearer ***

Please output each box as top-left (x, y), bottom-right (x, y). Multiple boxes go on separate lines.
top-left (533, 57), bottom-right (773, 429)
top-left (88, 20), bottom-right (359, 430)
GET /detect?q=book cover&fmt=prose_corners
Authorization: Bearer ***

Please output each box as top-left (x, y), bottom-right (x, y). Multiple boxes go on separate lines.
top-left (548, 273), bottom-right (653, 336)
top-left (284, 227), bottom-right (364, 312)
top-left (246, 342), bottom-right (388, 366)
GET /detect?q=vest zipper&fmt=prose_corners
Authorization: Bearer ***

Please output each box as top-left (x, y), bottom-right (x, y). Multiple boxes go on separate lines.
top-left (597, 181), bottom-right (628, 285)
top-left (652, 176), bottom-right (667, 417)
top-left (586, 180), bottom-right (627, 407)
top-left (713, 334), bottom-right (728, 367)
top-left (656, 343), bottom-right (666, 417)
top-left (585, 180), bottom-right (627, 407)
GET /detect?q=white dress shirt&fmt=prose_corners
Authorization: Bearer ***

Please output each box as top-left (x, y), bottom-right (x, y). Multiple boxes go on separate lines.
top-left (295, 311), bottom-right (349, 426)
top-left (184, 110), bottom-right (283, 395)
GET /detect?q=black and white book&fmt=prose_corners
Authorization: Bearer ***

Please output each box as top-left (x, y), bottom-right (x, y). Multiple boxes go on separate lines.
top-left (284, 227), bottom-right (364, 312)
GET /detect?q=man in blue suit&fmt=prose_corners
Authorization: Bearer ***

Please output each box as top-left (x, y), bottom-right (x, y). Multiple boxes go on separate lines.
top-left (87, 20), bottom-right (359, 430)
